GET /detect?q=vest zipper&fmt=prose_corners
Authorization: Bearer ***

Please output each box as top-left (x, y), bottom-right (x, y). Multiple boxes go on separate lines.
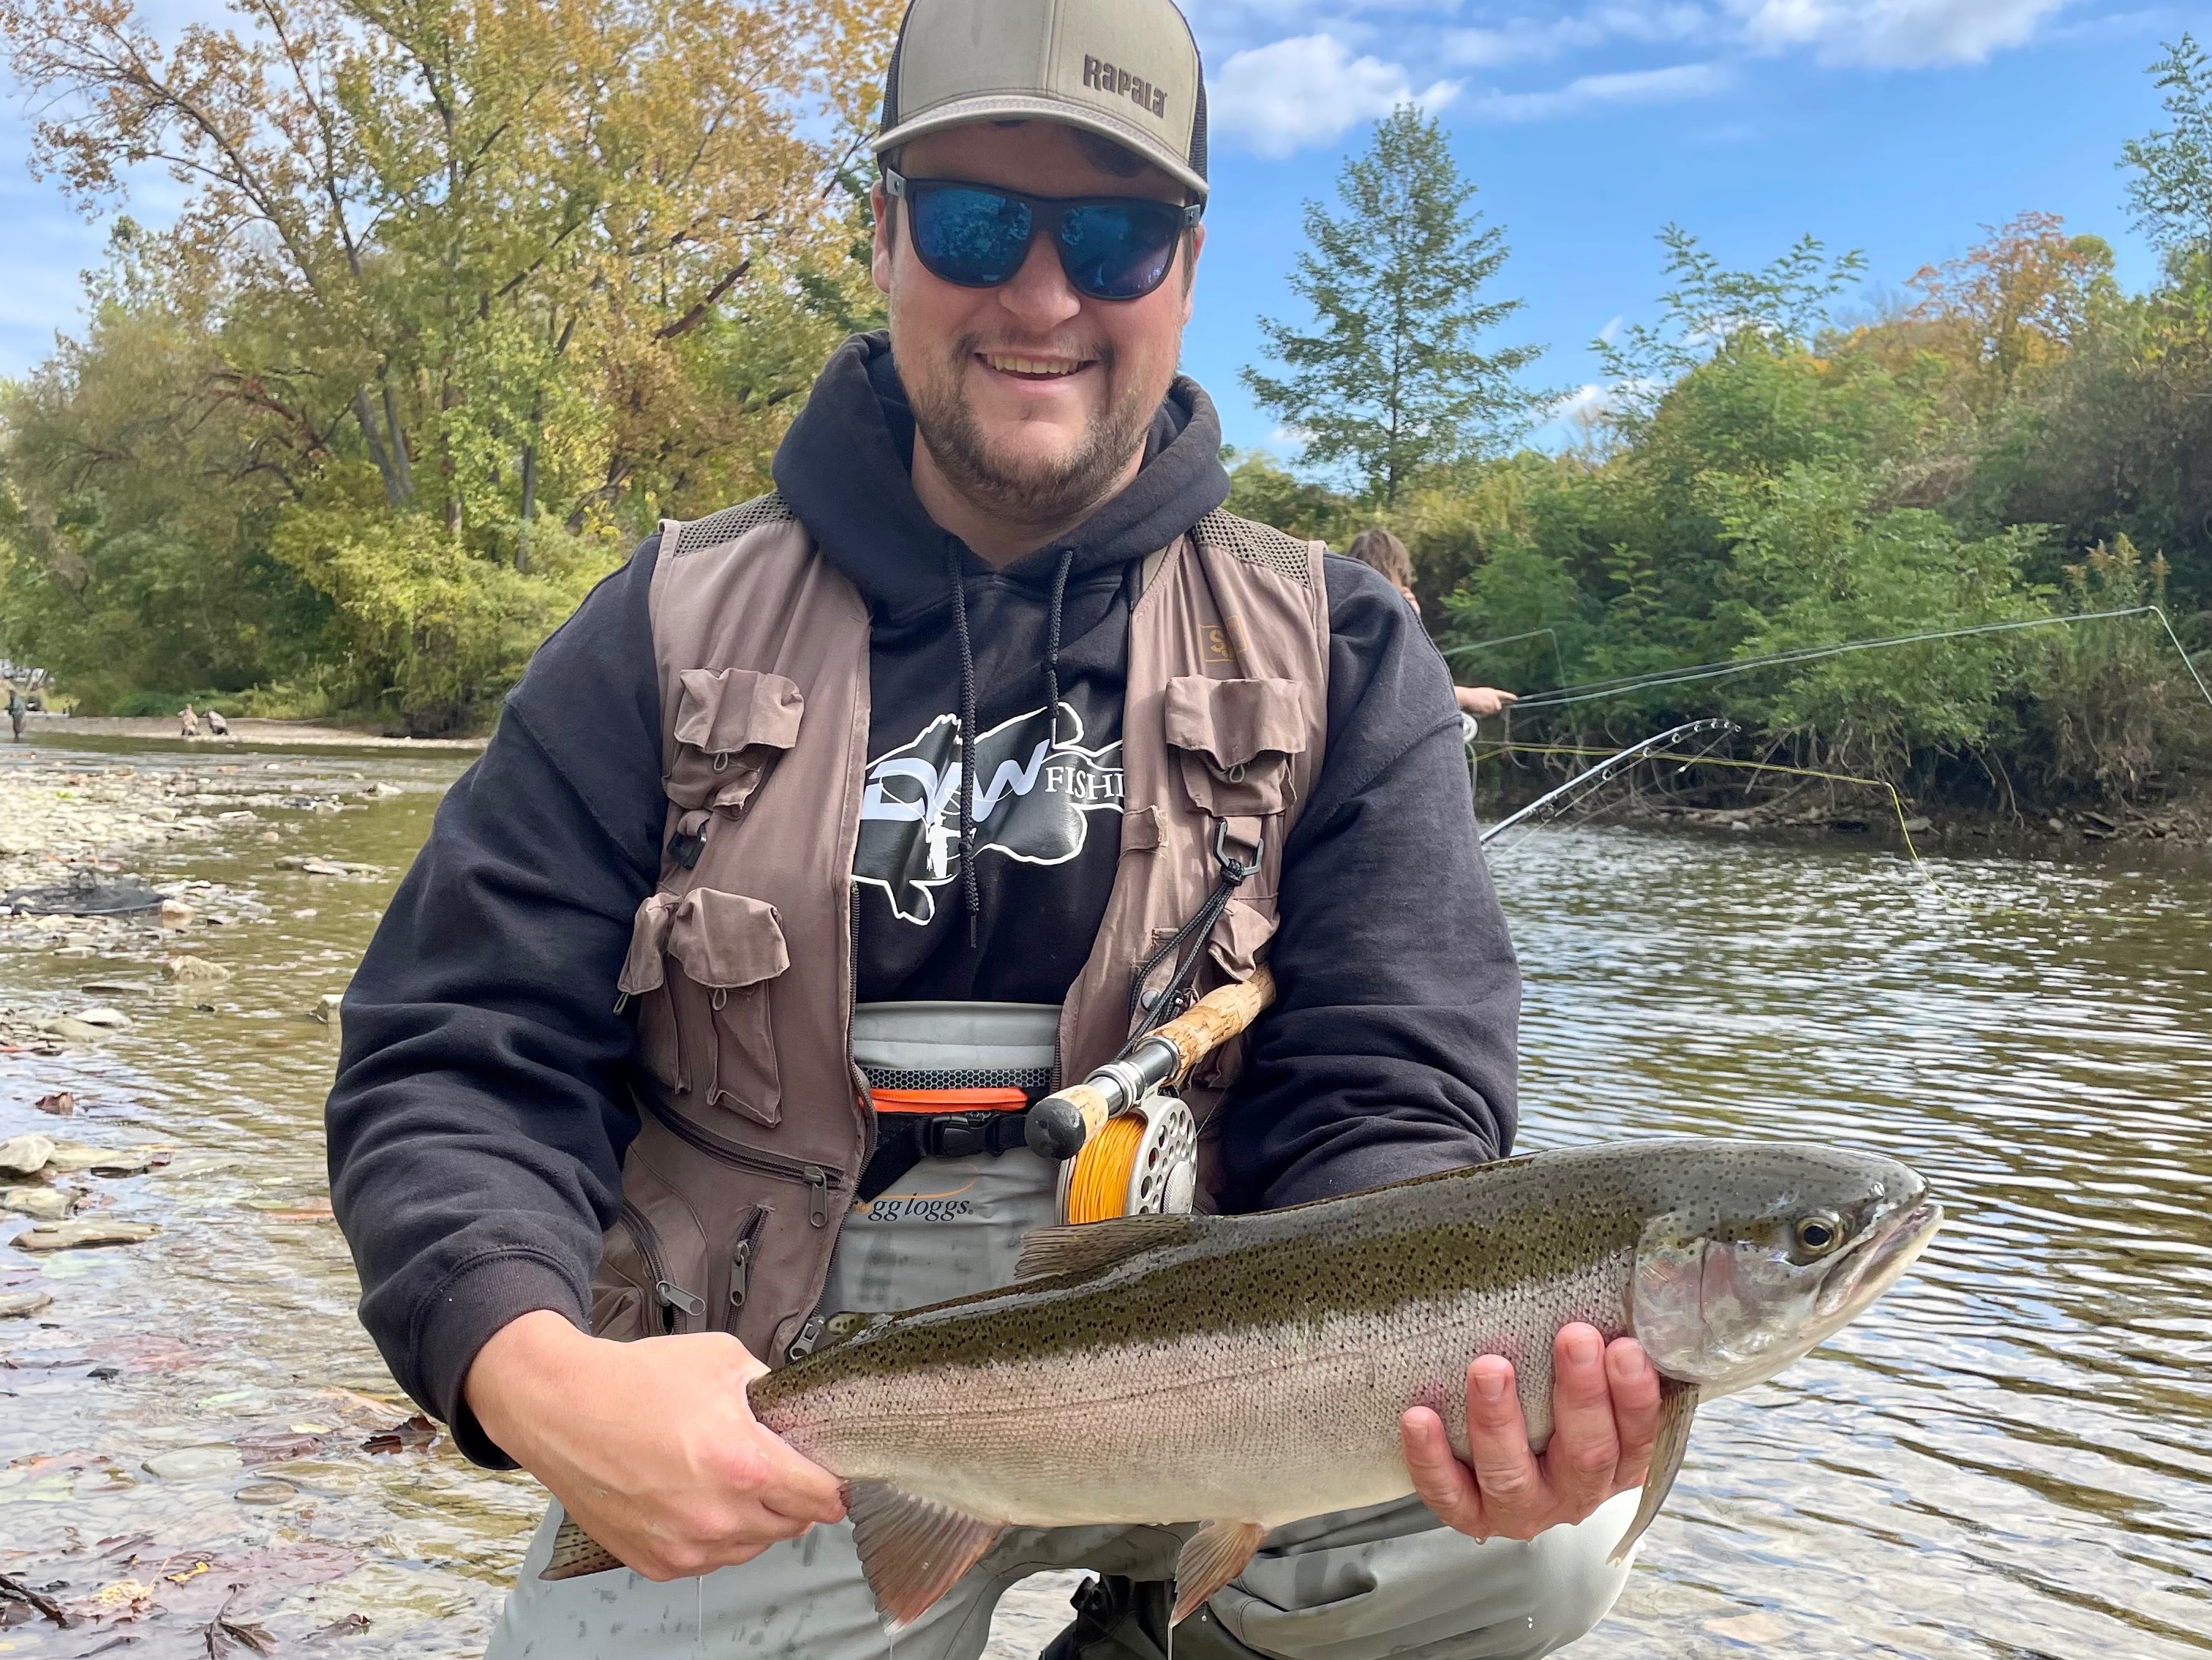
top-left (620, 1200), bottom-right (704, 1334)
top-left (787, 1313), bottom-right (827, 1361)
top-left (729, 1207), bottom-right (770, 1312)
top-left (636, 1091), bottom-right (850, 1217)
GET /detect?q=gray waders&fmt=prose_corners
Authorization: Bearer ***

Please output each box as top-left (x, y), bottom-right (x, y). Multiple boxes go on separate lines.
top-left (486, 1006), bottom-right (1639, 1660)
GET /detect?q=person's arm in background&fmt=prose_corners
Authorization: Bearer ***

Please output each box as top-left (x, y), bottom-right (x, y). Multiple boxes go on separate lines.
top-left (324, 537), bottom-right (844, 1577)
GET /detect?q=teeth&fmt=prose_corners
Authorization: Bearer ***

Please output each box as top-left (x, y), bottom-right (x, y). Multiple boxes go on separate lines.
top-left (985, 354), bottom-right (1080, 376)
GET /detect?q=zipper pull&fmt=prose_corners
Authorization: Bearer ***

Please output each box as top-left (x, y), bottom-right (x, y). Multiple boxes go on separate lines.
top-left (788, 1314), bottom-right (827, 1362)
top-left (805, 1166), bottom-right (830, 1228)
top-left (656, 1280), bottom-right (706, 1320)
top-left (729, 1239), bottom-right (751, 1310)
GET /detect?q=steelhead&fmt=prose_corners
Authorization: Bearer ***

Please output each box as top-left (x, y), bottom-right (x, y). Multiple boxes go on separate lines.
top-left (545, 1138), bottom-right (1941, 1626)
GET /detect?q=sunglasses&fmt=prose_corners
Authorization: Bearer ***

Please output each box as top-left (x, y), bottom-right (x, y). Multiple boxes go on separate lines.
top-left (883, 168), bottom-right (1203, 302)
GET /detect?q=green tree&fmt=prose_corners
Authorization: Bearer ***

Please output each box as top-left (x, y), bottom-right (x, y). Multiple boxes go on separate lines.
top-left (1242, 105), bottom-right (1540, 508)
top-left (2121, 34), bottom-right (2212, 260)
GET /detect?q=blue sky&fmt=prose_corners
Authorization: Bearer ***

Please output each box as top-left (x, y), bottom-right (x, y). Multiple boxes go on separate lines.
top-left (0, 0), bottom-right (2195, 462)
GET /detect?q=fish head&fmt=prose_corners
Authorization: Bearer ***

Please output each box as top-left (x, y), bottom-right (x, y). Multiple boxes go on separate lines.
top-left (1628, 1143), bottom-right (1942, 1394)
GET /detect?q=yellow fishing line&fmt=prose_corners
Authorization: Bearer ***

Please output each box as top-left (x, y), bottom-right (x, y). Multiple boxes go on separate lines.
top-left (1065, 1113), bottom-right (1148, 1224)
top-left (1478, 743), bottom-right (1949, 898)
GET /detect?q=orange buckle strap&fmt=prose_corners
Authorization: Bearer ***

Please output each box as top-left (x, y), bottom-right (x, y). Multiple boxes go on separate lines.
top-left (869, 1086), bottom-right (1030, 1115)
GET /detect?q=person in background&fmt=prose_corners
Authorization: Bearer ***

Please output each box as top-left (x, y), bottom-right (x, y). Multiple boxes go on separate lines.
top-left (7, 685), bottom-right (25, 743)
top-left (178, 703), bottom-right (200, 739)
top-left (205, 707), bottom-right (231, 737)
top-left (1344, 528), bottom-right (1518, 719)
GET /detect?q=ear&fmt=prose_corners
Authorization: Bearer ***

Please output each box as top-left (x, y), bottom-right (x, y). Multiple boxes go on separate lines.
top-left (871, 180), bottom-right (895, 297)
top-left (1179, 222), bottom-right (1204, 323)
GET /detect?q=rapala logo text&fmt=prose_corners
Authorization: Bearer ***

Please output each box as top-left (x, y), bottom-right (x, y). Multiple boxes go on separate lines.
top-left (1083, 54), bottom-right (1168, 119)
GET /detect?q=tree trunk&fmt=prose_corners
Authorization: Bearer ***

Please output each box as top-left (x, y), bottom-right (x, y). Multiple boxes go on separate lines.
top-left (380, 381), bottom-right (414, 501)
top-left (517, 441), bottom-right (538, 573)
top-left (354, 388), bottom-right (404, 507)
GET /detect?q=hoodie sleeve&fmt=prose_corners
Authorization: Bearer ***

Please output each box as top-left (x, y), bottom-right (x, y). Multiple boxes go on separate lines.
top-left (325, 536), bottom-right (666, 1467)
top-left (1211, 555), bottom-right (1519, 1212)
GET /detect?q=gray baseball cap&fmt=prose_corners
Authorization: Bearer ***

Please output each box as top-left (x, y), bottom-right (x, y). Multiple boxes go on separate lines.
top-left (873, 0), bottom-right (1209, 203)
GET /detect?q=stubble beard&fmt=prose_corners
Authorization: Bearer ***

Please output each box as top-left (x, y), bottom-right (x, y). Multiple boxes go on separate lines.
top-left (905, 330), bottom-right (1159, 533)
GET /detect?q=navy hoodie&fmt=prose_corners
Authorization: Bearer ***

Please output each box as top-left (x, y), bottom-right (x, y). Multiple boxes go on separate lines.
top-left (326, 333), bottom-right (1521, 1465)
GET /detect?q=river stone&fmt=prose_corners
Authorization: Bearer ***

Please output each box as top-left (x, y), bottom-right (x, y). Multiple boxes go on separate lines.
top-left (0, 1134), bottom-right (55, 1176)
top-left (42, 1142), bottom-right (162, 1176)
top-left (12, 1217), bottom-right (159, 1251)
top-left (158, 898), bottom-right (194, 926)
top-left (37, 1016), bottom-right (108, 1039)
top-left (257, 1459), bottom-right (367, 1495)
top-left (142, 1443), bottom-right (244, 1481)
top-left (165, 955), bottom-right (233, 987)
top-left (0, 1288), bottom-right (53, 1318)
top-left (234, 1479), bottom-right (298, 1505)
top-left (1, 1186), bottom-right (71, 1220)
top-left (313, 993), bottom-right (344, 1025)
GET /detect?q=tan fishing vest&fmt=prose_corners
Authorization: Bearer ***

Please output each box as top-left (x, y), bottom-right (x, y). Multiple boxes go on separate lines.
top-left (591, 494), bottom-right (1329, 1362)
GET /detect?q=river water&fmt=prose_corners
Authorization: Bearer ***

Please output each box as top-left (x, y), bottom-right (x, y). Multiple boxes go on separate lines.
top-left (1, 739), bottom-right (2206, 1658)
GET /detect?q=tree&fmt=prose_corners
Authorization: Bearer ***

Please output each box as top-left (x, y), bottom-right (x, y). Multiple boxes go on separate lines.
top-left (1242, 105), bottom-right (1540, 508)
top-left (2121, 34), bottom-right (2212, 261)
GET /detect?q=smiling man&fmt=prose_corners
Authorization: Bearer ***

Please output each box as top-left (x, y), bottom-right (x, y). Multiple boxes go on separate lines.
top-left (324, 1), bottom-right (1659, 1656)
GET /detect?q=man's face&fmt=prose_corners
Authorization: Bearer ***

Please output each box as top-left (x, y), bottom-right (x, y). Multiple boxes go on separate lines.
top-left (873, 121), bottom-right (1203, 529)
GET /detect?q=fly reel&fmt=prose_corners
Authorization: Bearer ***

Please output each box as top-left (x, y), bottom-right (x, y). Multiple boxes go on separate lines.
top-left (1055, 1092), bottom-right (1198, 1223)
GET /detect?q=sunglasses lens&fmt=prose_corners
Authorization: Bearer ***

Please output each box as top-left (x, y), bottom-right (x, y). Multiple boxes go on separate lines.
top-left (909, 184), bottom-right (1034, 288)
top-left (1058, 200), bottom-right (1180, 299)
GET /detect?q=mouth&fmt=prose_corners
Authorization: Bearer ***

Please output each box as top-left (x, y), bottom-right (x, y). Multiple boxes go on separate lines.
top-left (1826, 1198), bottom-right (1944, 1321)
top-left (977, 351), bottom-right (1094, 383)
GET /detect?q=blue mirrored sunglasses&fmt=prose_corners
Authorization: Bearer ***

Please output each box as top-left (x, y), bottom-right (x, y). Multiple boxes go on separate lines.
top-left (884, 168), bottom-right (1203, 302)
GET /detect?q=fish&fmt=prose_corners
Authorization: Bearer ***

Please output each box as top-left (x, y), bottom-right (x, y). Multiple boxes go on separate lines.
top-left (543, 1137), bottom-right (1941, 1629)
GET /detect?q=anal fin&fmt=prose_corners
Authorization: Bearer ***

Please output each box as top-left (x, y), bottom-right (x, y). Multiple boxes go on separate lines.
top-left (1609, 1378), bottom-right (1699, 1564)
top-left (846, 1479), bottom-right (1004, 1631)
top-left (1171, 1520), bottom-right (1266, 1624)
top-left (541, 1514), bottom-right (624, 1580)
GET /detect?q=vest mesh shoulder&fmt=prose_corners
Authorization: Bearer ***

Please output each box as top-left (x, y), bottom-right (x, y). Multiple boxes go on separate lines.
top-left (666, 492), bottom-right (797, 560)
top-left (1191, 508), bottom-right (1314, 587)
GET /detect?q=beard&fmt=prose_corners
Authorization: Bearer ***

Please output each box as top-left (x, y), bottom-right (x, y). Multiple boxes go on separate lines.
top-left (900, 328), bottom-right (1159, 532)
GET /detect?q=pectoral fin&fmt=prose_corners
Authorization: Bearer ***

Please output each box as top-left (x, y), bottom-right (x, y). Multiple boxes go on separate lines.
top-left (1609, 1378), bottom-right (1698, 1565)
top-left (541, 1515), bottom-right (623, 1581)
top-left (1171, 1520), bottom-right (1267, 1623)
top-left (846, 1479), bottom-right (1004, 1632)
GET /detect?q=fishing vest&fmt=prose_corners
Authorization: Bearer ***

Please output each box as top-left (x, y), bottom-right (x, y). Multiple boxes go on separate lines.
top-left (590, 494), bottom-right (1330, 1362)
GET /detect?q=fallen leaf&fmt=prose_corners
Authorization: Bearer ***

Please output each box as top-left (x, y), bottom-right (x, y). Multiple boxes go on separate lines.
top-left (234, 1431), bottom-right (325, 1465)
top-left (361, 1414), bottom-right (437, 1455)
top-left (34, 1092), bottom-right (74, 1116)
top-left (305, 1612), bottom-right (372, 1641)
top-left (0, 1571), bottom-right (69, 1626)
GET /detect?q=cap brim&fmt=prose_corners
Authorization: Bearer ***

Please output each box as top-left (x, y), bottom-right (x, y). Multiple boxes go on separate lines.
top-left (873, 94), bottom-right (1208, 203)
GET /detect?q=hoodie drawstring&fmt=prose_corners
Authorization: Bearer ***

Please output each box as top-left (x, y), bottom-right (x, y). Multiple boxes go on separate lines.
top-left (947, 545), bottom-right (981, 949)
top-left (1042, 546), bottom-right (1075, 751)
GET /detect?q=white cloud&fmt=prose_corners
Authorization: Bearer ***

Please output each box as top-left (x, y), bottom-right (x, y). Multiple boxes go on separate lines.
top-left (1725, 0), bottom-right (2067, 67)
top-left (1445, 4), bottom-right (1712, 65)
top-left (1208, 34), bottom-right (1463, 157)
top-left (1472, 61), bottom-right (1735, 121)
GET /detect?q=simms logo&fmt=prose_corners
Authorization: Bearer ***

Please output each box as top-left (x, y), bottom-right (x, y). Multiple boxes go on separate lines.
top-left (1083, 54), bottom-right (1168, 119)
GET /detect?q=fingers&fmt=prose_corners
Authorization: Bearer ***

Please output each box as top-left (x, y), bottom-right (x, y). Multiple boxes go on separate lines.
top-left (745, 1429), bottom-right (849, 1526)
top-left (1604, 1338), bottom-right (1662, 1494)
top-left (1461, 1356), bottom-right (1547, 1539)
top-left (1401, 1405), bottom-right (1483, 1535)
top-left (1542, 1325), bottom-right (1622, 1521)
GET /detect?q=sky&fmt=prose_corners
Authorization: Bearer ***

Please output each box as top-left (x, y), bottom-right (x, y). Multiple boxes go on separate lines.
top-left (0, 0), bottom-right (2197, 464)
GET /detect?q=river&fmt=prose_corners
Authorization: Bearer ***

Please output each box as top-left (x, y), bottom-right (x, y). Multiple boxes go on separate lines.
top-left (1, 738), bottom-right (2206, 1658)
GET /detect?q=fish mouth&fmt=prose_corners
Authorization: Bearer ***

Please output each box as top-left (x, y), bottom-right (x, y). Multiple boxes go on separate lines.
top-left (1823, 1196), bottom-right (1944, 1323)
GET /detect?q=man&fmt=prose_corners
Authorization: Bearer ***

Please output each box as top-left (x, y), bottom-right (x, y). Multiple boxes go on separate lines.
top-left (1344, 528), bottom-right (1517, 720)
top-left (7, 685), bottom-right (25, 743)
top-left (326, 2), bottom-right (1659, 1656)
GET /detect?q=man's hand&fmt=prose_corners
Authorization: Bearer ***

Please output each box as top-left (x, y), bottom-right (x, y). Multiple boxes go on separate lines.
top-left (1453, 686), bottom-right (1519, 718)
top-left (465, 1310), bottom-right (846, 1581)
top-left (1400, 1324), bottom-right (1660, 1541)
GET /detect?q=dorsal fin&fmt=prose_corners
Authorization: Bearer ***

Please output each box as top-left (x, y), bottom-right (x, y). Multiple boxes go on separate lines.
top-left (1013, 1213), bottom-right (1224, 1281)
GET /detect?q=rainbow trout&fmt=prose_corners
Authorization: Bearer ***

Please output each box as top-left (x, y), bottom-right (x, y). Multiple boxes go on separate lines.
top-left (545, 1138), bottom-right (1941, 1627)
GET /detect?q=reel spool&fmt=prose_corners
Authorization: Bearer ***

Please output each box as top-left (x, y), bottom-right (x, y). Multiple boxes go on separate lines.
top-left (1056, 1092), bottom-right (1198, 1223)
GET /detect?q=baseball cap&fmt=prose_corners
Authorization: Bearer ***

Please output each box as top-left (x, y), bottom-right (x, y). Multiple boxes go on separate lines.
top-left (873, 0), bottom-right (1208, 205)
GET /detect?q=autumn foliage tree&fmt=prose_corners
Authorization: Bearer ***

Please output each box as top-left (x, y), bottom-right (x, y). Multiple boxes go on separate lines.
top-left (0, 0), bottom-right (899, 728)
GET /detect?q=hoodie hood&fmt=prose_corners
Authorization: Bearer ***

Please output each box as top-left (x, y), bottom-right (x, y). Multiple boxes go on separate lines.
top-left (771, 331), bottom-right (1230, 615)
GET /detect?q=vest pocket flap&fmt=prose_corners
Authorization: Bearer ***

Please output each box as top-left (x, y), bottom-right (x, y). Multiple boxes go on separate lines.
top-left (1164, 677), bottom-right (1308, 769)
top-left (673, 669), bottom-right (804, 757)
top-left (667, 890), bottom-right (790, 991)
top-left (619, 893), bottom-right (682, 996)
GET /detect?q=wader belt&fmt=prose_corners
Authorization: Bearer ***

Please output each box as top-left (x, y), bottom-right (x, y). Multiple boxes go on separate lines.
top-left (851, 1002), bottom-right (1061, 1203)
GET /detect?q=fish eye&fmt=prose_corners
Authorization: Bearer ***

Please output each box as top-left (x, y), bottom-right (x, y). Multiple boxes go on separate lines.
top-left (1794, 1213), bottom-right (1843, 1256)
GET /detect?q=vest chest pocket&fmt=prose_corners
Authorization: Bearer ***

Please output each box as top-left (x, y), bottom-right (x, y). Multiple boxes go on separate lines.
top-left (619, 889), bottom-right (791, 1124)
top-left (1164, 676), bottom-right (1309, 820)
top-left (664, 668), bottom-right (803, 814)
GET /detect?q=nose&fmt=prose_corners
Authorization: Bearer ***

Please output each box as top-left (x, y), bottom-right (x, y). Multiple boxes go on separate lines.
top-left (995, 226), bottom-right (1083, 333)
